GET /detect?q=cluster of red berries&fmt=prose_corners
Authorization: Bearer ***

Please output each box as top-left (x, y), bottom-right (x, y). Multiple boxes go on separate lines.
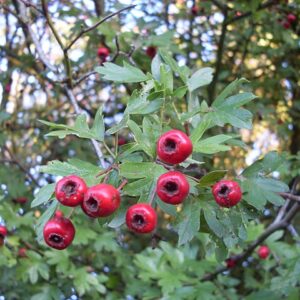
top-left (280, 13), bottom-right (297, 29)
top-left (43, 129), bottom-right (243, 250)
top-left (226, 245), bottom-right (270, 269)
top-left (97, 46), bottom-right (110, 63)
top-left (43, 177), bottom-right (120, 250)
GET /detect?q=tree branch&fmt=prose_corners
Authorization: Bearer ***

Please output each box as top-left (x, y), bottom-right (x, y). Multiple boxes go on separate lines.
top-left (65, 5), bottom-right (136, 51)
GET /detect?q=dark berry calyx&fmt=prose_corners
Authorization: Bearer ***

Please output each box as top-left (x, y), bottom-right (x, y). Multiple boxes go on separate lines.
top-left (49, 233), bottom-right (63, 244)
top-left (218, 184), bottom-right (230, 197)
top-left (62, 181), bottom-right (77, 196)
top-left (164, 138), bottom-right (177, 152)
top-left (163, 181), bottom-right (179, 195)
top-left (132, 214), bottom-right (145, 228)
top-left (86, 197), bottom-right (99, 212)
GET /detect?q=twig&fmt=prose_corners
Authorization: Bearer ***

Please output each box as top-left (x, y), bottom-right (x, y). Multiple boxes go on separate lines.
top-left (74, 71), bottom-right (98, 86)
top-left (117, 179), bottom-right (128, 191)
top-left (65, 5), bottom-right (136, 51)
top-left (201, 201), bottom-right (300, 282)
top-left (19, 0), bottom-right (43, 14)
top-left (278, 192), bottom-right (300, 203)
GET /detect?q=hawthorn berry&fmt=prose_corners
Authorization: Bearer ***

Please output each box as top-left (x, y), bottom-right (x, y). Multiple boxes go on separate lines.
top-left (157, 129), bottom-right (193, 164)
top-left (226, 258), bottom-right (236, 269)
top-left (283, 21), bottom-right (291, 29)
top-left (212, 180), bottom-right (242, 208)
top-left (257, 245), bottom-right (270, 259)
top-left (287, 13), bottom-right (296, 23)
top-left (97, 46), bottom-right (110, 62)
top-left (14, 197), bottom-right (28, 204)
top-left (43, 211), bottom-right (75, 250)
top-left (146, 46), bottom-right (157, 59)
top-left (191, 5), bottom-right (199, 16)
top-left (55, 175), bottom-right (87, 207)
top-left (0, 225), bottom-right (7, 241)
top-left (126, 203), bottom-right (157, 234)
top-left (156, 171), bottom-right (189, 205)
top-left (18, 248), bottom-right (27, 258)
top-left (118, 137), bottom-right (127, 146)
top-left (81, 184), bottom-right (120, 218)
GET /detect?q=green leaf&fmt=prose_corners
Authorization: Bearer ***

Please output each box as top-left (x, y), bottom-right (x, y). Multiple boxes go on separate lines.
top-left (31, 184), bottom-right (55, 208)
top-left (173, 86), bottom-right (188, 98)
top-left (160, 64), bottom-right (173, 92)
top-left (95, 62), bottom-right (148, 83)
top-left (151, 53), bottom-right (162, 81)
top-left (203, 209), bottom-right (225, 238)
top-left (40, 159), bottom-right (100, 186)
top-left (156, 198), bottom-right (177, 216)
top-left (119, 162), bottom-right (165, 179)
top-left (190, 119), bottom-right (212, 144)
top-left (187, 68), bottom-right (214, 92)
top-left (194, 134), bottom-right (233, 154)
top-left (159, 49), bottom-right (189, 83)
top-left (175, 198), bottom-right (201, 246)
top-left (242, 151), bottom-right (285, 177)
top-left (91, 106), bottom-right (105, 141)
top-left (213, 78), bottom-right (249, 107)
top-left (216, 92), bottom-right (257, 109)
top-left (198, 170), bottom-right (227, 187)
top-left (35, 200), bottom-right (59, 243)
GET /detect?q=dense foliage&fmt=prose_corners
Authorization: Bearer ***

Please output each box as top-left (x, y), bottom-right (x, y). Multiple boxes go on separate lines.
top-left (1, 0), bottom-right (300, 299)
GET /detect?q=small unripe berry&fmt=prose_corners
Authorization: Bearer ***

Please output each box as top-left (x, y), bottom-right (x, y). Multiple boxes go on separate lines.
top-left (212, 180), bottom-right (242, 208)
top-left (126, 203), bottom-right (157, 234)
top-left (146, 46), bottom-right (157, 59)
top-left (156, 171), bottom-right (189, 205)
top-left (55, 175), bottom-right (87, 207)
top-left (157, 129), bottom-right (193, 164)
top-left (43, 211), bottom-right (75, 250)
top-left (257, 245), bottom-right (270, 259)
top-left (81, 184), bottom-right (120, 218)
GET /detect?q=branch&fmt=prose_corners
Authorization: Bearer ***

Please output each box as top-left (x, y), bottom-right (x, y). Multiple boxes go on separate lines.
top-left (208, 8), bottom-right (228, 103)
top-left (17, 0), bottom-right (57, 72)
top-left (226, 0), bottom-right (277, 25)
top-left (65, 5), bottom-right (136, 51)
top-left (201, 199), bottom-right (300, 282)
top-left (64, 87), bottom-right (107, 168)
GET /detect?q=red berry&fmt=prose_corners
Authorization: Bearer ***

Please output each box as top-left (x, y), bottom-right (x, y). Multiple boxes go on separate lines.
top-left (55, 175), bottom-right (87, 207)
top-left (212, 180), bottom-right (242, 208)
top-left (287, 13), bottom-right (296, 23)
top-left (81, 184), bottom-right (120, 218)
top-left (226, 258), bottom-right (236, 269)
top-left (118, 137), bottom-right (126, 146)
top-left (43, 211), bottom-right (75, 250)
top-left (283, 21), bottom-right (291, 29)
top-left (146, 46), bottom-right (157, 59)
top-left (257, 245), bottom-right (270, 259)
top-left (156, 171), bottom-right (189, 205)
top-left (14, 197), bottom-right (28, 204)
top-left (0, 225), bottom-right (7, 238)
top-left (157, 129), bottom-right (193, 164)
top-left (191, 5), bottom-right (198, 16)
top-left (4, 84), bottom-right (11, 93)
top-left (18, 248), bottom-right (27, 258)
top-left (126, 203), bottom-right (157, 234)
top-left (97, 47), bottom-right (110, 60)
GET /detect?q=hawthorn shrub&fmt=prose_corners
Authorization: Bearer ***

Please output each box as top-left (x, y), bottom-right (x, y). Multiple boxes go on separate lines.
top-left (1, 1), bottom-right (300, 299)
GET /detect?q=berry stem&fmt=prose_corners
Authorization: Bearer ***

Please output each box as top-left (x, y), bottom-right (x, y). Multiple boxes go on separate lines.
top-left (96, 164), bottom-right (118, 178)
top-left (117, 179), bottom-right (128, 191)
top-left (148, 185), bottom-right (157, 206)
top-left (67, 207), bottom-right (76, 219)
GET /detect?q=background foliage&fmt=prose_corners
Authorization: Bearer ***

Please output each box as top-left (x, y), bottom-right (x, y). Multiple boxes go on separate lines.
top-left (1, 0), bottom-right (300, 299)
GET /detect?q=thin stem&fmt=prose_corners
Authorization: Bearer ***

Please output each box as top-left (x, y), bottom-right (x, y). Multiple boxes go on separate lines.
top-left (117, 179), bottom-right (128, 191)
top-left (65, 5), bottom-right (136, 51)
